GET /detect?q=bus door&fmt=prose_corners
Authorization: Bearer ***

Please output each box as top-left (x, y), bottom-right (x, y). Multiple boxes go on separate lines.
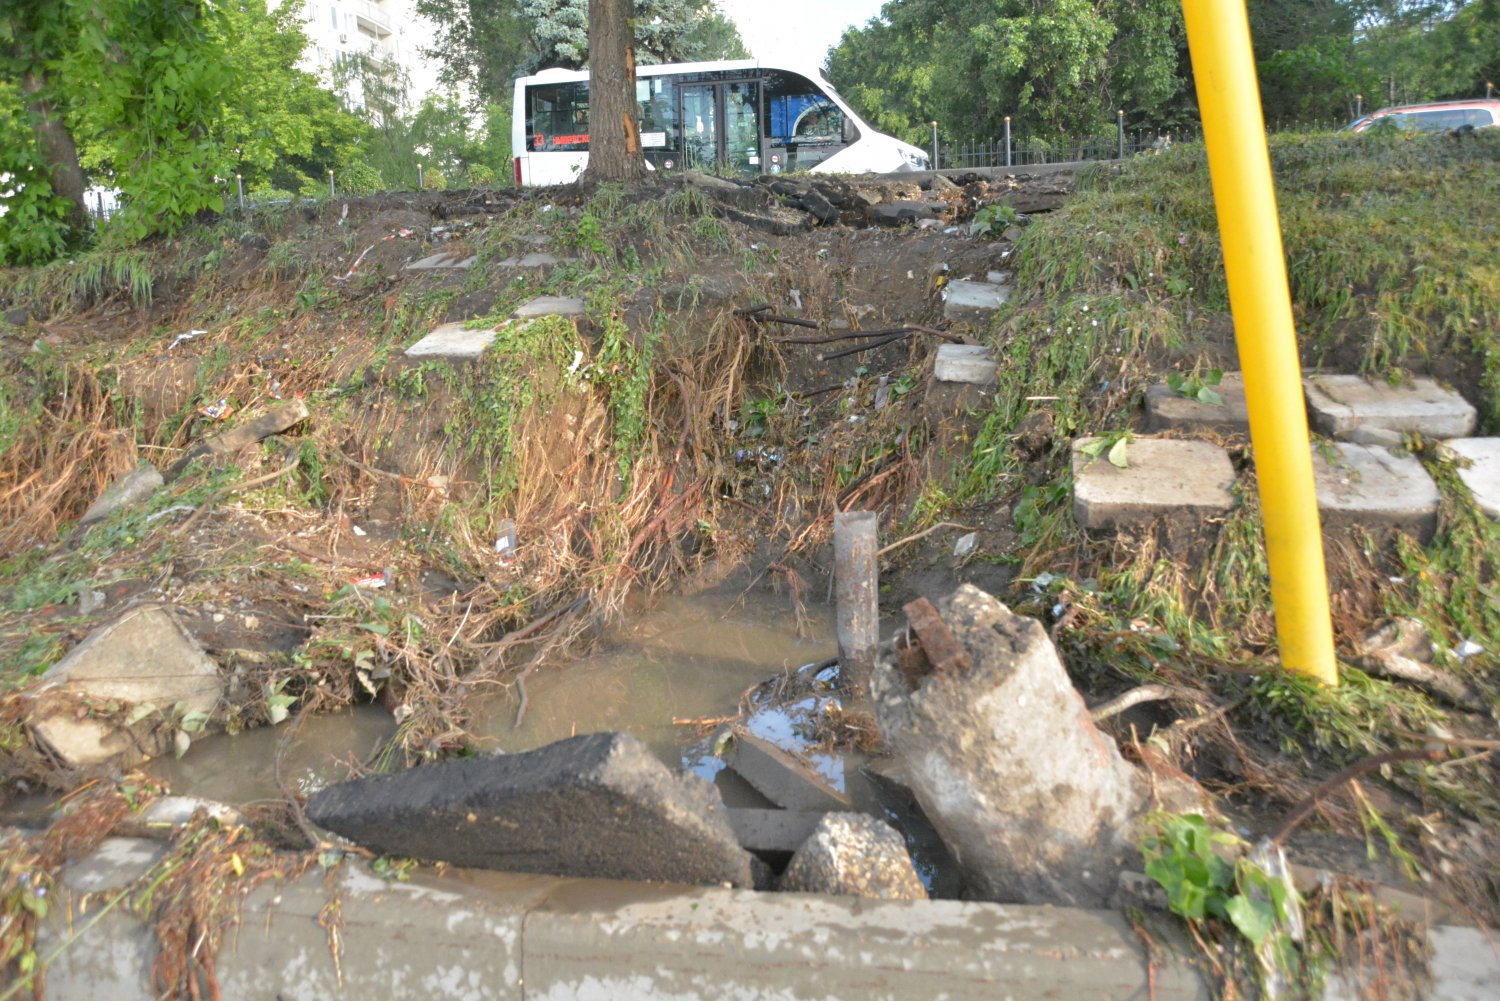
top-left (678, 80), bottom-right (761, 177)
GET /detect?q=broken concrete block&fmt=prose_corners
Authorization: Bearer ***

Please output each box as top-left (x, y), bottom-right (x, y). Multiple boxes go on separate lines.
top-left (1345, 424), bottom-right (1406, 448)
top-left (868, 200), bottom-right (945, 227)
top-left (1312, 442), bottom-right (1440, 541)
top-left (872, 585), bottom-right (1152, 907)
top-left (1446, 438), bottom-right (1500, 519)
top-left (307, 732), bottom-right (755, 887)
top-left (1145, 372), bottom-right (1250, 434)
top-left (496, 252), bottom-right (565, 268)
top-left (942, 279), bottom-right (1010, 322)
top-left (1304, 374), bottom-right (1477, 439)
top-left (30, 606), bottom-right (223, 769)
top-left (404, 320), bottom-right (506, 359)
top-left (403, 251), bottom-right (476, 271)
top-left (79, 463), bottom-right (163, 527)
top-left (779, 814), bottom-right (927, 901)
top-left (985, 270), bottom-right (1012, 286)
top-left (725, 732), bottom-right (852, 813)
top-left (933, 343), bottom-right (997, 385)
top-left (514, 296), bottom-right (586, 320)
top-left (170, 399), bottom-right (310, 477)
top-left (114, 796), bottom-right (245, 839)
top-left (724, 808), bottom-right (825, 853)
top-left (1071, 437), bottom-right (1236, 531)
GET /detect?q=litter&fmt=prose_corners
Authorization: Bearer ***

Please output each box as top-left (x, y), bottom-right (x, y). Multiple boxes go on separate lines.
top-left (333, 243), bottom-right (376, 281)
top-left (953, 532), bottom-right (978, 558)
top-left (169, 329), bottom-right (207, 351)
top-left (352, 573), bottom-right (387, 589)
top-left (566, 349), bottom-right (585, 376)
top-left (1456, 639), bottom-right (1484, 659)
top-left (351, 525), bottom-right (367, 537)
top-left (196, 398), bottom-right (233, 421)
top-left (494, 519), bottom-right (518, 560)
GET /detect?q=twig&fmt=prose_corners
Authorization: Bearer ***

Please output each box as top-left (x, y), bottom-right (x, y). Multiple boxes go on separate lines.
top-left (1090, 683), bottom-right (1209, 723)
top-left (876, 520), bottom-right (976, 557)
top-left (733, 304), bottom-right (772, 316)
top-left (774, 327), bottom-right (910, 346)
top-left (748, 313), bottom-right (819, 329)
top-left (821, 332), bottom-right (911, 361)
top-left (176, 451), bottom-right (299, 536)
top-left (1270, 748), bottom-right (1443, 845)
top-left (905, 323), bottom-right (965, 343)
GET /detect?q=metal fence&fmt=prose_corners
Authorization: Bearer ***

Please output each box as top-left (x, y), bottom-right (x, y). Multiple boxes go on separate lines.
top-left (929, 115), bottom-right (1195, 170)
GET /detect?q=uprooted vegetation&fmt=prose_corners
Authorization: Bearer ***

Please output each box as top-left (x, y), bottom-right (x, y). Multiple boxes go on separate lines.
top-left (0, 130), bottom-right (1496, 995)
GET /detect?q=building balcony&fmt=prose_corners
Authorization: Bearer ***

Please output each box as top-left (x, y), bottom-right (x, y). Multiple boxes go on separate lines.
top-left (353, 0), bottom-right (392, 37)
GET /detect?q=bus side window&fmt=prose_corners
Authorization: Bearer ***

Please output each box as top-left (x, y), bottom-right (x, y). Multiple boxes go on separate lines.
top-left (528, 81), bottom-right (591, 152)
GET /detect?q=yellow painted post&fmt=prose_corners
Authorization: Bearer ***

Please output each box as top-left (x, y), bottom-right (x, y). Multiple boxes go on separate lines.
top-left (1180, 0), bottom-right (1338, 684)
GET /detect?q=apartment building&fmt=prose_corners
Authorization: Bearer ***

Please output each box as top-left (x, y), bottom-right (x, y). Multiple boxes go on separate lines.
top-left (287, 0), bottom-right (443, 109)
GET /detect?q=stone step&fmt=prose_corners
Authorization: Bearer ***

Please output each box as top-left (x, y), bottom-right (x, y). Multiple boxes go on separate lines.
top-left (1305, 374), bottom-right (1476, 439)
top-left (1145, 372), bottom-right (1250, 433)
top-left (933, 343), bottom-right (997, 384)
top-left (1311, 442), bottom-right (1439, 541)
top-left (1071, 436), bottom-right (1236, 530)
top-left (1446, 438), bottom-right (1500, 518)
top-left (404, 320), bottom-right (508, 359)
top-left (942, 279), bottom-right (1010, 322)
top-left (403, 251), bottom-right (477, 271)
top-left (514, 295), bottom-right (586, 320)
top-left (496, 252), bottom-right (571, 269)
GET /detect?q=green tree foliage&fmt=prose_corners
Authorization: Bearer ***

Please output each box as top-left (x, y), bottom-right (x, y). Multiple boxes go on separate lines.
top-left (211, 1), bottom-right (369, 195)
top-left (413, 0), bottom-right (749, 104)
top-left (827, 0), bottom-right (1188, 144)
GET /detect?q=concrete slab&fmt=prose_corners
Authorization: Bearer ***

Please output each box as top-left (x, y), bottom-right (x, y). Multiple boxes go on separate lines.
top-left (985, 270), bottom-right (1012, 286)
top-left (37, 837), bottom-right (1213, 1001)
top-left (725, 732), bottom-right (853, 813)
top-left (724, 807), bottom-right (824, 853)
top-left (496, 252), bottom-right (567, 268)
top-left (404, 320), bottom-right (505, 359)
top-left (308, 732), bottom-right (755, 887)
top-left (1312, 441), bottom-right (1439, 540)
top-left (943, 279), bottom-right (1010, 322)
top-left (779, 813), bottom-right (927, 900)
top-left (1446, 437), bottom-right (1500, 518)
top-left (933, 343), bottom-right (997, 384)
top-left (30, 605), bottom-right (223, 768)
top-left (514, 295), bottom-right (586, 320)
top-left (403, 251), bottom-right (476, 271)
top-left (1072, 437), bottom-right (1236, 531)
top-left (1145, 371), bottom-right (1250, 433)
top-left (1305, 374), bottom-right (1477, 438)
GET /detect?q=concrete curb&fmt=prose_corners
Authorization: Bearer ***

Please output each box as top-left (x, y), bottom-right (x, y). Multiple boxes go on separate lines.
top-left (39, 837), bottom-right (1208, 1000)
top-left (35, 836), bottom-right (1498, 1000)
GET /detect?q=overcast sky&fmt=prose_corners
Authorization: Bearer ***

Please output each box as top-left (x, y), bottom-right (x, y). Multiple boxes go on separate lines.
top-left (716, 0), bottom-right (888, 69)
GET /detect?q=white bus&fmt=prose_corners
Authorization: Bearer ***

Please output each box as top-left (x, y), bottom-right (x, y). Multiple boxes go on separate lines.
top-left (511, 58), bottom-right (930, 186)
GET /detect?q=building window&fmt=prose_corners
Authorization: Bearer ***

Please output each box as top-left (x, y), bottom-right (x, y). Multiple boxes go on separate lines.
top-left (330, 5), bottom-right (338, 29)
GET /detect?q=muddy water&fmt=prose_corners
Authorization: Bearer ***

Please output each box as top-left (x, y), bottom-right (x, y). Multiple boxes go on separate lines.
top-left (146, 593), bottom-right (836, 804)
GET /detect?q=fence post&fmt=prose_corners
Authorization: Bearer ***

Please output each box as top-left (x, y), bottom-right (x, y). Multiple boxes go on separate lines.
top-left (418, 162), bottom-right (425, 189)
top-left (1354, 94), bottom-right (1363, 118)
top-left (1004, 116), bottom-right (1012, 167)
top-left (1486, 81), bottom-right (1494, 99)
top-left (236, 173), bottom-right (245, 211)
top-left (328, 169), bottom-right (336, 198)
top-left (929, 121), bottom-right (938, 170)
top-left (1117, 110), bottom-right (1125, 159)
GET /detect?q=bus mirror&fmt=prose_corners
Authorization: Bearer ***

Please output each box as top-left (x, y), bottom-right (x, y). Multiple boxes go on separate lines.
top-left (842, 118), bottom-right (857, 143)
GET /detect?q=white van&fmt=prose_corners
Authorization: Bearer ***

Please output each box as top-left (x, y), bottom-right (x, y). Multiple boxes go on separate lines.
top-left (511, 58), bottom-right (929, 186)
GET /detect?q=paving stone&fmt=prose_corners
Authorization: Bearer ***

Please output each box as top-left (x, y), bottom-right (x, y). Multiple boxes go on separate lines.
top-left (403, 251), bottom-right (476, 271)
top-left (1444, 438), bottom-right (1500, 519)
top-left (1312, 441), bottom-right (1439, 541)
top-left (514, 295), bottom-right (586, 320)
top-left (943, 279), bottom-right (1010, 322)
top-left (724, 732), bottom-right (852, 813)
top-left (724, 808), bottom-right (825, 853)
top-left (933, 343), bottom-right (997, 385)
top-left (308, 732), bottom-right (755, 887)
top-left (497, 252), bottom-right (566, 268)
top-left (779, 813), bottom-right (927, 901)
top-left (404, 320), bottom-right (506, 359)
top-left (985, 270), bottom-right (1012, 286)
top-left (1145, 372), bottom-right (1250, 433)
top-left (1071, 437), bottom-right (1236, 531)
top-left (79, 463), bottom-right (163, 527)
top-left (1305, 374), bottom-right (1477, 439)
top-left (30, 606), bottom-right (223, 768)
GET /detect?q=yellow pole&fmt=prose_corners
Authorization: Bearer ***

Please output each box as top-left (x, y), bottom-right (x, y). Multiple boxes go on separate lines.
top-left (1180, 0), bottom-right (1338, 684)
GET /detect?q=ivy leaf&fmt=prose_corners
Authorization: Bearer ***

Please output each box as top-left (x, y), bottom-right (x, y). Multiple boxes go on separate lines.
top-left (1196, 386), bottom-right (1224, 406)
top-left (1225, 894), bottom-right (1276, 946)
top-left (1107, 436), bottom-right (1130, 468)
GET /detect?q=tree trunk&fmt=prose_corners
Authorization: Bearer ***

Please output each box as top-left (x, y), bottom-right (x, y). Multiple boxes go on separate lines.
top-left (21, 69), bottom-right (91, 238)
top-left (581, 0), bottom-right (646, 183)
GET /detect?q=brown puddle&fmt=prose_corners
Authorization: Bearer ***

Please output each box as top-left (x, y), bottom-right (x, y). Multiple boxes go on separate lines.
top-left (144, 593), bottom-right (836, 804)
